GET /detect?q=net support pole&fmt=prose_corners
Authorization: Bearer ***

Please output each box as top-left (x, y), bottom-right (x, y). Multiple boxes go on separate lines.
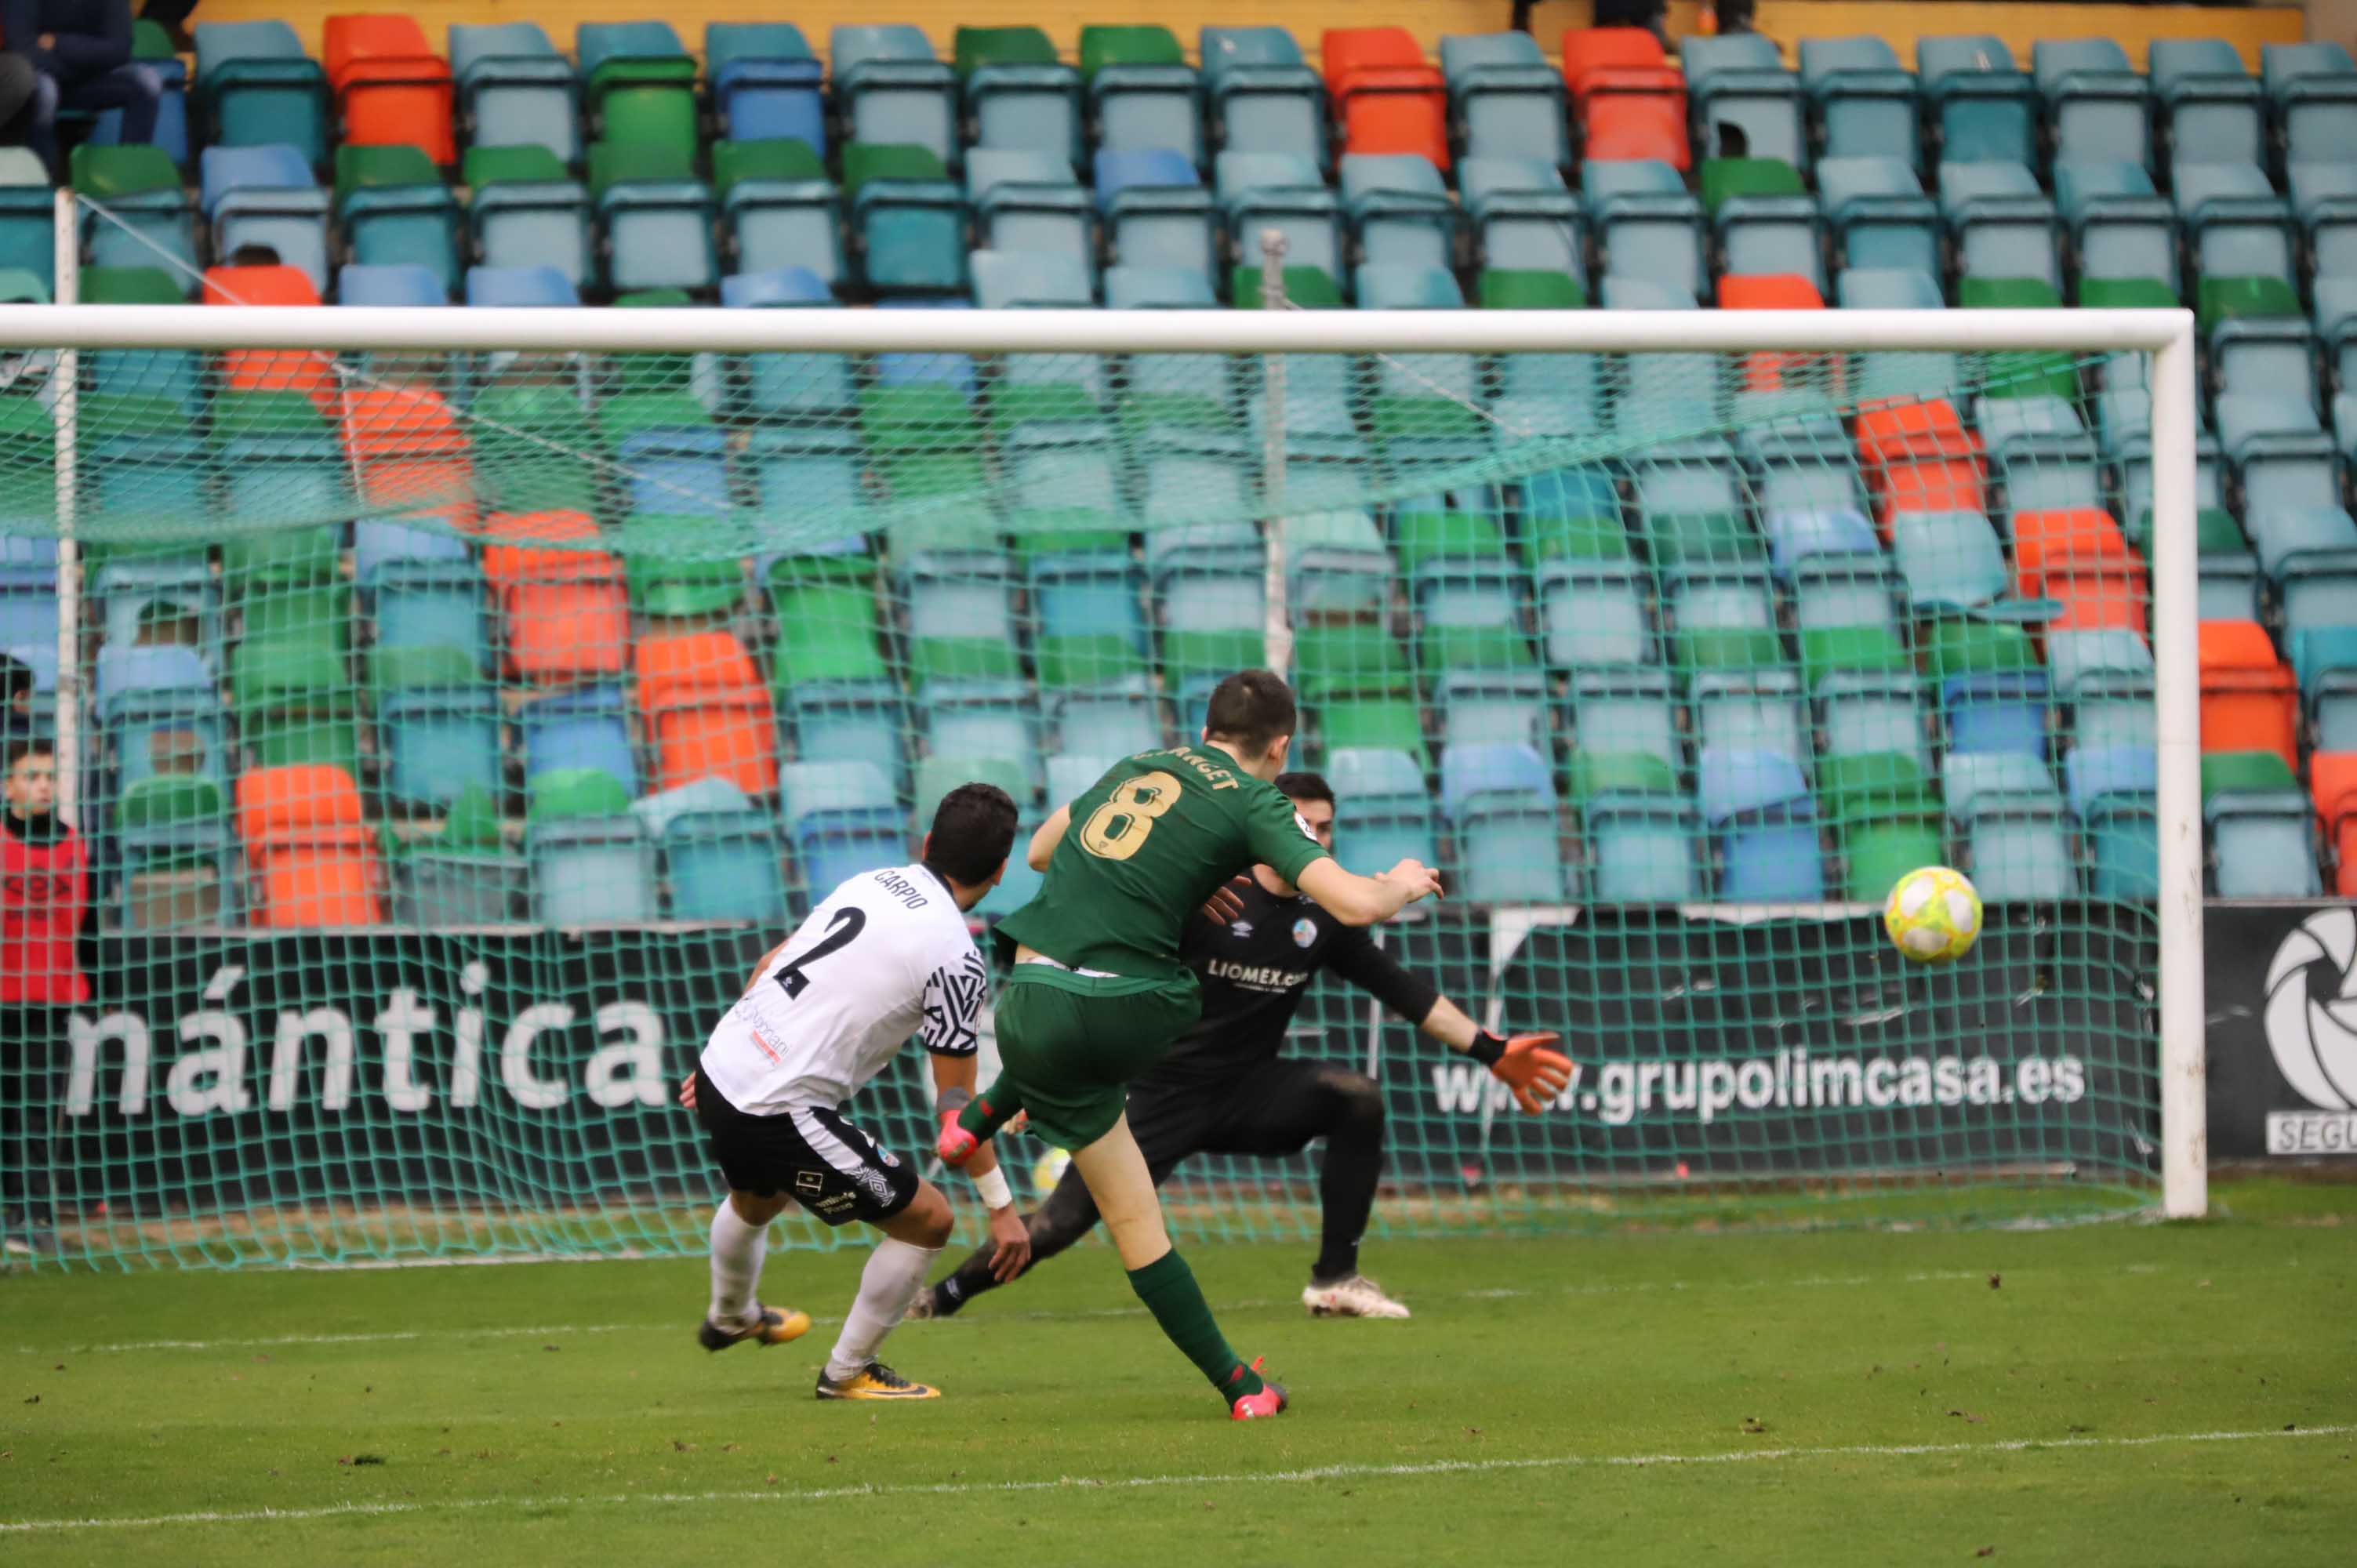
top-left (2148, 318), bottom-right (2207, 1220)
top-left (1257, 229), bottom-right (1291, 677)
top-left (50, 188), bottom-right (80, 832)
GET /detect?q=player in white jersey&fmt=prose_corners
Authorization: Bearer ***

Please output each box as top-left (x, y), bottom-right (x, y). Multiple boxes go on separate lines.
top-left (687, 782), bottom-right (1030, 1400)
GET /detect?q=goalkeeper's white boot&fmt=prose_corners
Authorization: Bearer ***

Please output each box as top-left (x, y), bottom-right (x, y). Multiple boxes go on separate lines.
top-left (1302, 1274), bottom-right (1411, 1319)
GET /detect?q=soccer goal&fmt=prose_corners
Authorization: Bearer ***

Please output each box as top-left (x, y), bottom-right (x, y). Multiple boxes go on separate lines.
top-left (0, 290), bottom-right (2203, 1269)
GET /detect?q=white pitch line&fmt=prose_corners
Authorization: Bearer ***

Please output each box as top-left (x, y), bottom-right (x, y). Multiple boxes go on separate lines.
top-left (3, 1424), bottom-right (2349, 1537)
top-left (13, 1267), bottom-right (2094, 1355)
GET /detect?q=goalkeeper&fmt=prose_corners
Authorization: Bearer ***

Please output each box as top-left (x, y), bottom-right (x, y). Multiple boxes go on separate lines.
top-left (913, 770), bottom-right (1568, 1323)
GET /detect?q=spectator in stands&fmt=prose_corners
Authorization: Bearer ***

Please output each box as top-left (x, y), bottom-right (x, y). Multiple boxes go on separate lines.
top-left (3, 0), bottom-right (162, 173)
top-left (0, 651), bottom-right (31, 720)
top-left (0, 52), bottom-right (38, 151)
top-left (0, 732), bottom-right (88, 1258)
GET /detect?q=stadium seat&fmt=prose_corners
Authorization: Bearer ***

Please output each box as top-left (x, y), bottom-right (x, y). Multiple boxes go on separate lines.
top-left (194, 20), bottom-right (328, 165)
top-left (1081, 25), bottom-right (1203, 165)
top-left (72, 144), bottom-right (196, 287)
top-left (833, 26), bottom-right (959, 170)
top-left (0, 151), bottom-right (53, 295)
top-left (325, 14), bottom-right (455, 165)
top-left (920, 681), bottom-right (1044, 803)
top-left (2012, 509), bottom-right (2148, 633)
top-left (237, 764), bottom-right (384, 927)
top-left (1816, 158), bottom-right (1939, 282)
top-left (334, 143), bottom-right (462, 294)
top-left (483, 511), bottom-right (627, 685)
top-left (2174, 161), bottom-right (2295, 293)
top-left (1327, 746), bottom-right (1440, 872)
top-left (1939, 161), bottom-right (2060, 293)
top-left (707, 22), bottom-right (824, 157)
top-left (2203, 749), bottom-right (2321, 895)
top-left (2199, 619), bottom-right (2299, 766)
top-left (2056, 162), bottom-right (2177, 294)
top-left (1704, 158), bottom-right (1822, 291)
top-left (1441, 742), bottom-right (1565, 902)
top-left (1561, 27), bottom-right (1689, 169)
top-left (1683, 31), bottom-right (1805, 167)
top-left (702, 140), bottom-right (832, 289)
top-left (1458, 159), bottom-right (1583, 278)
top-left (1217, 151), bottom-right (1345, 284)
top-left (2290, 626), bottom-right (2357, 750)
top-left (1584, 158), bottom-right (1704, 303)
top-left (958, 25), bottom-right (1083, 170)
top-left (1567, 673), bottom-right (1683, 789)
top-left (1095, 150), bottom-right (1216, 281)
top-left (657, 786), bottom-right (787, 924)
top-left (465, 143), bottom-right (594, 289)
top-left (1699, 747), bottom-right (1823, 901)
top-left (1800, 36), bottom-right (1919, 169)
top-left (1919, 34), bottom-right (2036, 168)
top-left (578, 21), bottom-right (698, 168)
top-left (202, 143), bottom-right (330, 293)
top-left (2263, 42), bottom-right (2357, 173)
top-left (1200, 25), bottom-right (1328, 173)
top-left (2151, 38), bottom-right (2264, 171)
top-left (1439, 32), bottom-right (1569, 171)
top-left (1665, 564), bottom-right (1781, 675)
top-left (373, 647), bottom-right (500, 811)
top-left (1943, 752), bottom-right (2076, 900)
top-left (845, 143), bottom-right (970, 295)
top-left (2033, 39), bottom-right (2152, 170)
top-left (635, 630), bottom-right (778, 797)
top-left (526, 771), bottom-right (658, 925)
top-left (451, 21), bottom-right (580, 164)
top-left (116, 769), bottom-right (236, 927)
top-left (1342, 153), bottom-right (1458, 273)
top-left (2312, 750), bottom-right (2357, 893)
top-left (587, 140), bottom-right (717, 294)
top-left (968, 150), bottom-right (1095, 282)
top-left (1323, 27), bottom-right (1449, 169)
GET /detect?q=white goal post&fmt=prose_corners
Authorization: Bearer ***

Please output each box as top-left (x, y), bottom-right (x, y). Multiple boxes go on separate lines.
top-left (0, 302), bottom-right (2206, 1220)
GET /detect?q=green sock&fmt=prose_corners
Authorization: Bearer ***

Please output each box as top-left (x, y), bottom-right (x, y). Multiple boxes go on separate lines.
top-left (955, 1076), bottom-right (1022, 1142)
top-left (1127, 1247), bottom-right (1263, 1399)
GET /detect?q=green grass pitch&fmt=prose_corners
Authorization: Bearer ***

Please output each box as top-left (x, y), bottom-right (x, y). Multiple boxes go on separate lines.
top-left (5, 1180), bottom-right (2355, 1566)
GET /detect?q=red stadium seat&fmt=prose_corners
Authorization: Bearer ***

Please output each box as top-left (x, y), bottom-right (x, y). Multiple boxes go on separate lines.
top-left (237, 764), bottom-right (383, 927)
top-left (2199, 619), bottom-right (2300, 767)
top-left (2010, 509), bottom-right (2148, 634)
top-left (1716, 275), bottom-right (1825, 388)
top-left (1561, 27), bottom-right (1688, 169)
top-left (204, 265), bottom-right (334, 408)
top-left (1323, 27), bottom-right (1449, 168)
top-left (1855, 399), bottom-right (1985, 530)
top-left (634, 630), bottom-right (778, 795)
top-left (325, 14), bottom-right (455, 164)
top-left (342, 384), bottom-right (473, 524)
top-left (481, 511), bottom-right (629, 686)
top-left (2311, 751), bottom-right (2357, 895)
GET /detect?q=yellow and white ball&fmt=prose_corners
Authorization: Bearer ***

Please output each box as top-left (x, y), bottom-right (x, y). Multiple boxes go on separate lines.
top-left (1883, 866), bottom-right (1984, 964)
top-left (1030, 1146), bottom-right (1072, 1197)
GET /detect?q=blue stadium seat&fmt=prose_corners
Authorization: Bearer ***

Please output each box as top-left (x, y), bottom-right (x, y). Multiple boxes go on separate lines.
top-left (1084, 25), bottom-right (1202, 163)
top-left (726, 270), bottom-right (856, 418)
top-left (2263, 42), bottom-right (2357, 172)
top-left (2032, 38), bottom-right (2152, 170)
top-left (1584, 158), bottom-right (1704, 303)
top-left (1539, 558), bottom-right (1652, 668)
top-left (2066, 742), bottom-right (2159, 896)
top-left (1045, 677), bottom-right (1165, 758)
top-left (1327, 746), bottom-right (1441, 873)
top-left (2151, 38), bottom-right (2264, 171)
top-left (833, 27), bottom-right (960, 169)
top-left (592, 147), bottom-right (717, 293)
top-left (920, 679), bottom-right (1044, 803)
top-left (1442, 741), bottom-right (1565, 902)
top-left (1817, 158), bottom-right (1939, 281)
top-left (380, 677), bottom-right (501, 809)
top-left (1699, 746), bottom-right (1823, 901)
top-left (780, 680), bottom-right (908, 796)
top-left (521, 683), bottom-right (637, 793)
top-left (194, 20), bottom-right (327, 165)
top-left (467, 148), bottom-right (594, 290)
top-left (721, 141), bottom-right (844, 287)
top-left (1341, 154), bottom-right (1458, 276)
top-left (2050, 630), bottom-right (2156, 752)
top-left (1216, 151), bottom-right (1343, 284)
top-left (201, 143), bottom-right (329, 291)
top-left (2291, 164), bottom-right (2357, 284)
top-left (663, 798), bottom-right (789, 922)
top-left (1458, 158), bottom-right (1583, 278)
top-left (1919, 34), bottom-right (2037, 167)
top-left (451, 21), bottom-right (580, 163)
top-left (2290, 625), bottom-right (2357, 749)
top-left (1943, 752), bottom-right (2076, 900)
top-left (707, 23), bottom-right (825, 155)
top-left (2173, 161), bottom-right (2294, 291)
top-left (961, 26), bottom-right (1083, 169)
top-left (1095, 150), bottom-right (1215, 282)
top-left (1201, 25), bottom-right (1328, 172)
top-left (1939, 160), bottom-right (2059, 292)
top-left (1800, 35), bottom-right (1919, 167)
top-left (1685, 31), bottom-right (1806, 167)
top-left (1944, 670), bottom-right (2051, 760)
top-left (967, 151), bottom-right (1095, 283)
top-left (1439, 32), bottom-right (1569, 170)
top-left (530, 811), bottom-right (659, 924)
top-left (2055, 162), bottom-right (2177, 292)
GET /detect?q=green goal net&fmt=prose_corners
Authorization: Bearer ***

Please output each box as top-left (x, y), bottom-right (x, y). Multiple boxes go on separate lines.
top-left (0, 285), bottom-right (2178, 1269)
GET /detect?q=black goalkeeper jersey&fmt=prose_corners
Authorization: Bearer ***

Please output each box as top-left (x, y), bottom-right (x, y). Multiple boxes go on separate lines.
top-left (1143, 876), bottom-right (1442, 1091)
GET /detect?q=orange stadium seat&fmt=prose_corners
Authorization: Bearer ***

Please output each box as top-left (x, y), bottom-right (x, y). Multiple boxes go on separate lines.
top-left (2311, 751), bottom-right (2357, 895)
top-left (2010, 509), bottom-right (2148, 633)
top-left (634, 630), bottom-right (779, 796)
top-left (237, 764), bottom-right (384, 927)
top-left (1322, 27), bottom-right (1449, 168)
top-left (1855, 399), bottom-right (1985, 529)
top-left (1716, 274), bottom-right (1825, 388)
top-left (2199, 619), bottom-right (2300, 766)
top-left (325, 15), bottom-right (456, 164)
top-left (204, 265), bottom-right (335, 407)
top-left (342, 383), bottom-right (473, 524)
top-left (1561, 27), bottom-right (1688, 169)
top-left (481, 511), bottom-right (630, 686)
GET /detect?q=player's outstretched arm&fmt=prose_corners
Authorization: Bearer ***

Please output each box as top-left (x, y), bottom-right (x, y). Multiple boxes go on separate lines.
top-left (1418, 998), bottom-right (1571, 1115)
top-left (931, 1057), bottom-right (1031, 1282)
top-left (1295, 855), bottom-right (1444, 927)
top-left (1026, 804), bottom-right (1072, 872)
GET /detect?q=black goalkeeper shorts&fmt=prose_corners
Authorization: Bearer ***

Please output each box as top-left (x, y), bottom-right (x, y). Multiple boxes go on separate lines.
top-left (693, 1066), bottom-right (919, 1227)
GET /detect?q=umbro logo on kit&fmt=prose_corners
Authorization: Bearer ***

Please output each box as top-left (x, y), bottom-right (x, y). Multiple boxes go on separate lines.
top-left (1230, 921), bottom-right (1254, 940)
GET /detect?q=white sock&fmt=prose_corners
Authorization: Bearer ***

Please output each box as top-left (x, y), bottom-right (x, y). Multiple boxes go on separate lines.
top-left (708, 1201), bottom-right (768, 1327)
top-left (824, 1237), bottom-right (941, 1382)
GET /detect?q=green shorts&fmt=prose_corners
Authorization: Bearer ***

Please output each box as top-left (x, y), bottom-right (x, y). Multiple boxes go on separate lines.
top-left (992, 966), bottom-right (1202, 1151)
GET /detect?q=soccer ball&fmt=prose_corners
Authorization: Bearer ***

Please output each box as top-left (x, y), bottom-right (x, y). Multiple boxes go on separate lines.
top-left (1883, 866), bottom-right (1984, 964)
top-left (1030, 1146), bottom-right (1071, 1197)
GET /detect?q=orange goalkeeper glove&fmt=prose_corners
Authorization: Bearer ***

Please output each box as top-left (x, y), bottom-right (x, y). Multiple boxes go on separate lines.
top-left (1466, 1029), bottom-right (1571, 1114)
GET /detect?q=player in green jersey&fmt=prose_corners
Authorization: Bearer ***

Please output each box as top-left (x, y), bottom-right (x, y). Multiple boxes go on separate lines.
top-left (938, 670), bottom-right (1442, 1420)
